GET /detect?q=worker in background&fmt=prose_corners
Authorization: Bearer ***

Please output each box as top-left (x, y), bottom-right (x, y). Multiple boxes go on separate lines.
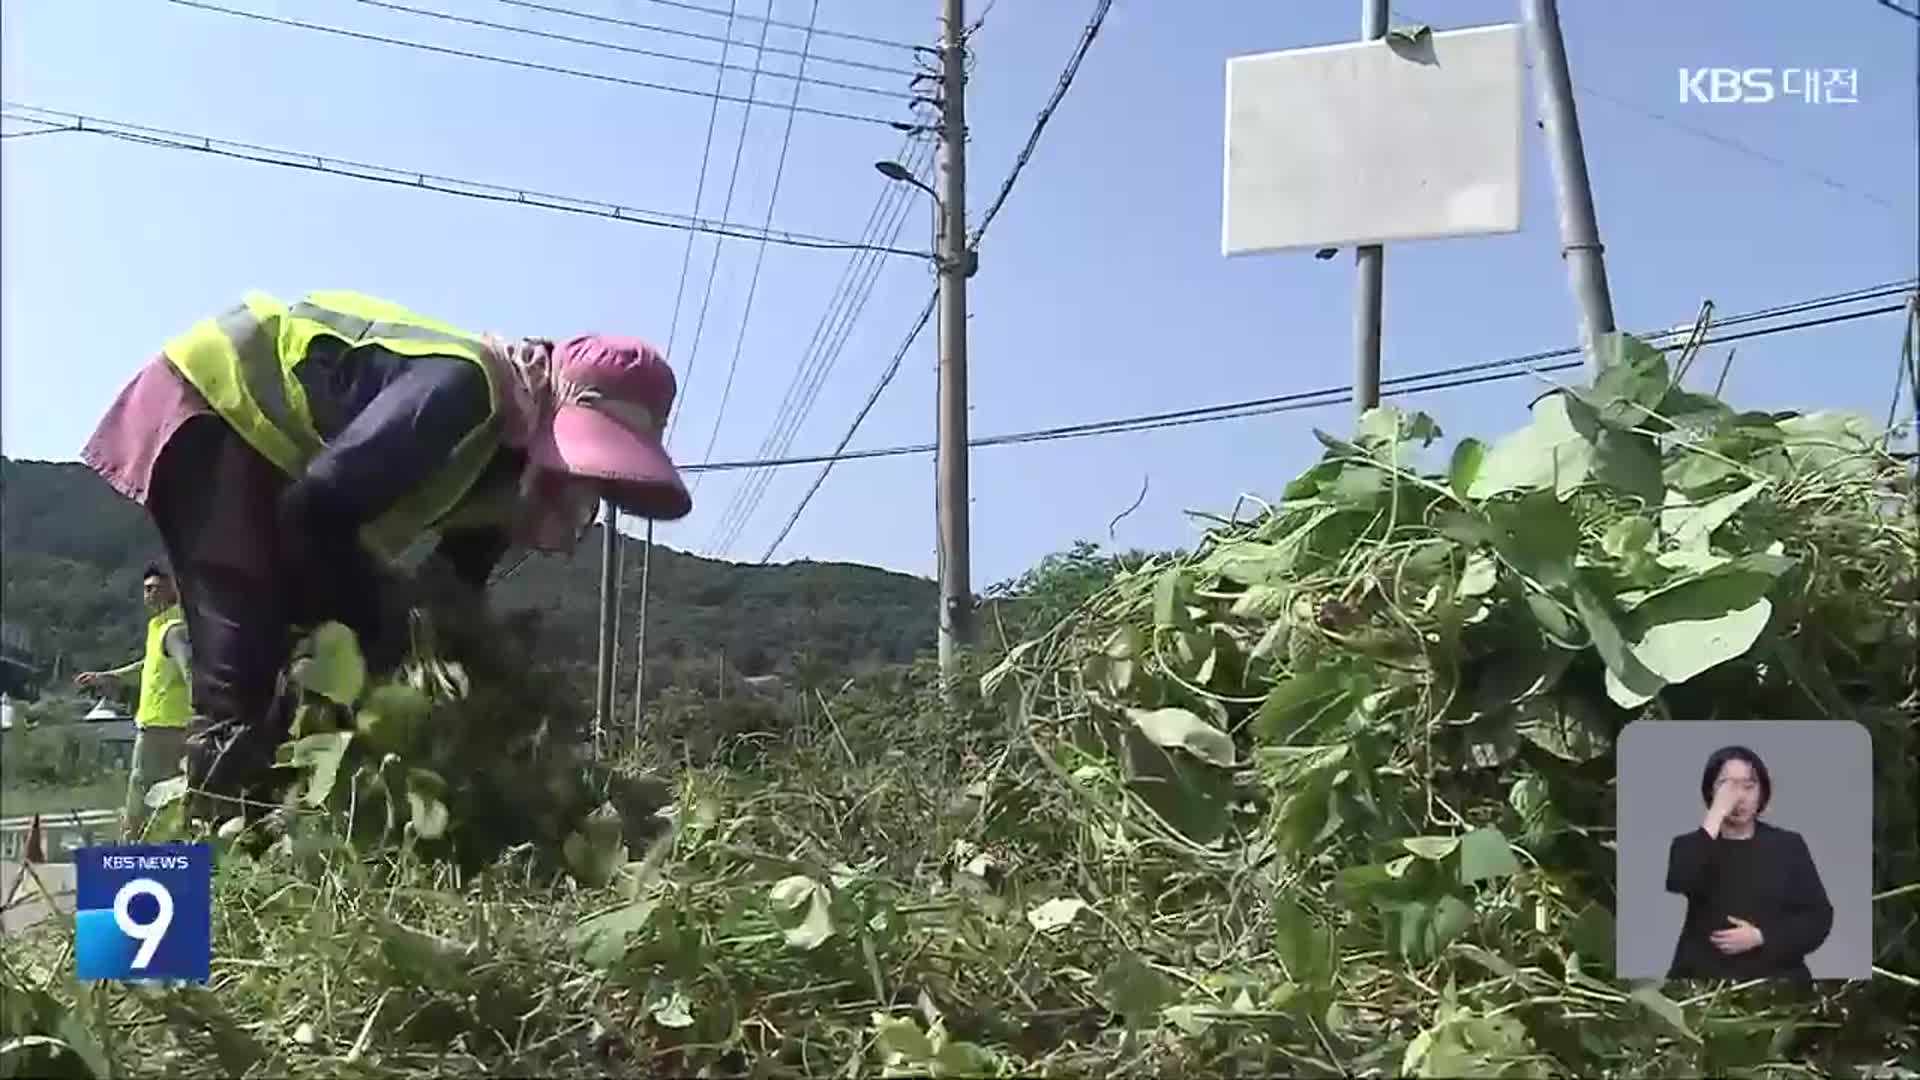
top-left (74, 565), bottom-right (193, 839)
top-left (80, 291), bottom-right (694, 820)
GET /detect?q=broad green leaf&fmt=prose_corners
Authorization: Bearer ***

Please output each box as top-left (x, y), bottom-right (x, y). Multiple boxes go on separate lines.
top-left (1230, 584), bottom-right (1291, 619)
top-left (1457, 550), bottom-right (1498, 599)
top-left (768, 875), bottom-right (835, 950)
top-left (1025, 897), bottom-right (1090, 934)
top-left (1402, 835), bottom-right (1460, 860)
top-left (1253, 669), bottom-right (1354, 744)
top-left (1457, 827), bottom-right (1520, 884)
top-left (1271, 898), bottom-right (1336, 987)
top-left (286, 731), bottom-right (354, 807)
top-left (1487, 492), bottom-right (1579, 586)
top-left (1100, 955), bottom-right (1176, 1030)
top-left (1428, 894), bottom-right (1475, 955)
top-left (1516, 697), bottom-right (1613, 762)
top-left (1448, 438), bottom-right (1485, 498)
top-left (979, 638), bottom-right (1040, 700)
top-left (292, 622), bottom-right (366, 706)
top-left (1601, 516), bottom-right (1655, 560)
top-left (1152, 570), bottom-right (1187, 630)
top-left (354, 682), bottom-right (431, 755)
top-left (1660, 480), bottom-right (1766, 550)
top-left (569, 899), bottom-right (657, 968)
top-left (873, 1014), bottom-right (934, 1064)
top-left (1468, 394), bottom-right (1595, 499)
top-left (144, 774), bottom-right (189, 810)
top-left (1589, 333), bottom-right (1671, 424)
top-left (1630, 984), bottom-right (1700, 1042)
top-left (1253, 743), bottom-right (1348, 787)
top-left (1127, 707), bottom-right (1235, 768)
top-left (1572, 584), bottom-right (1665, 708)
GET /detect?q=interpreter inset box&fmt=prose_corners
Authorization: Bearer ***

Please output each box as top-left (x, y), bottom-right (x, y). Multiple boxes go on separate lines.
top-left (1615, 720), bottom-right (1871, 982)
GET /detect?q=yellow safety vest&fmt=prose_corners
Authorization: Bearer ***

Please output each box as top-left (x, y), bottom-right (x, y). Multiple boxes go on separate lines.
top-left (135, 605), bottom-right (191, 729)
top-left (161, 290), bottom-right (507, 561)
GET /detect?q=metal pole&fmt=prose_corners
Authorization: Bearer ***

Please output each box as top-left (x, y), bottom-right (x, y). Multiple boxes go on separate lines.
top-left (630, 519), bottom-right (652, 753)
top-left (1521, 0), bottom-right (1617, 372)
top-left (1352, 0), bottom-right (1387, 416)
top-left (936, 0), bottom-right (973, 688)
top-left (593, 500), bottom-right (620, 755)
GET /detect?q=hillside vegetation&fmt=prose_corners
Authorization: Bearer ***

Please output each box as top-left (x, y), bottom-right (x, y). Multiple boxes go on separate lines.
top-left (0, 458), bottom-right (937, 698)
top-left (2, 327), bottom-right (1917, 1079)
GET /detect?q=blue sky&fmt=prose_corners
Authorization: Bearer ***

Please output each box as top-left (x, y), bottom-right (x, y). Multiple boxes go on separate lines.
top-left (3, 0), bottom-right (1915, 588)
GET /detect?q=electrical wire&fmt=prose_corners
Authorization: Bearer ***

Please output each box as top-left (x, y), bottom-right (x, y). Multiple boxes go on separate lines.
top-left (494, 0), bottom-right (917, 76)
top-left (746, 0), bottom-right (1115, 558)
top-left (620, 0), bottom-right (920, 50)
top-left (662, 1), bottom-right (741, 368)
top-left (665, 0), bottom-right (779, 445)
top-left (685, 293), bottom-right (1911, 480)
top-left (1873, 0), bottom-right (1920, 21)
top-left (0, 104), bottom-right (933, 259)
top-left (698, 137), bottom-right (933, 557)
top-left (686, 0), bottom-right (821, 489)
top-left (756, 290), bottom-right (935, 561)
top-left (969, 0), bottom-right (1112, 244)
top-left (346, 0), bottom-right (909, 100)
top-left (163, 0), bottom-right (900, 126)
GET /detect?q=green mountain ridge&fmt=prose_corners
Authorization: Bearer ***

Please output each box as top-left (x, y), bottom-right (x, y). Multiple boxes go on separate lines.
top-left (0, 456), bottom-right (939, 698)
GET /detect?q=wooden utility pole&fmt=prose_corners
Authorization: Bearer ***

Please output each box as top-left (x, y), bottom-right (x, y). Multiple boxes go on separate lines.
top-left (593, 501), bottom-right (620, 756)
top-left (1521, 0), bottom-right (1617, 371)
top-left (935, 0), bottom-right (973, 688)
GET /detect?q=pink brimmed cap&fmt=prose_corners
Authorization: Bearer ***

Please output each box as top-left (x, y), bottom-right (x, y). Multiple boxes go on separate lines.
top-left (525, 334), bottom-right (692, 521)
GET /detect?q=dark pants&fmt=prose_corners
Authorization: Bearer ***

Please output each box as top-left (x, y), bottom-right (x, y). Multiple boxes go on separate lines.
top-left (147, 417), bottom-right (306, 818)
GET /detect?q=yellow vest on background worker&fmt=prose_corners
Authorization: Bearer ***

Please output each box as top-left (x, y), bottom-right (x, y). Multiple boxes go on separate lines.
top-left (136, 604), bottom-right (191, 729)
top-left (160, 290), bottom-right (508, 561)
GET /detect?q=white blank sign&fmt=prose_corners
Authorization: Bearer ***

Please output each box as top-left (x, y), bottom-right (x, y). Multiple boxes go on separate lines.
top-left (1222, 23), bottom-right (1525, 256)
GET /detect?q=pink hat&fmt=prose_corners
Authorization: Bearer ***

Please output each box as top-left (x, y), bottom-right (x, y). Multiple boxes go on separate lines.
top-left (525, 334), bottom-right (692, 521)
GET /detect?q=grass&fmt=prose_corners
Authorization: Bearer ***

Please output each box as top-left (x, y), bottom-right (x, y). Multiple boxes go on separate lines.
top-left (1, 779), bottom-right (125, 818)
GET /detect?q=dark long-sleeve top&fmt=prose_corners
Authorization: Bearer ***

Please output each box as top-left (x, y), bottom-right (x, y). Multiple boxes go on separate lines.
top-left (1665, 820), bottom-right (1833, 981)
top-left (277, 337), bottom-right (521, 637)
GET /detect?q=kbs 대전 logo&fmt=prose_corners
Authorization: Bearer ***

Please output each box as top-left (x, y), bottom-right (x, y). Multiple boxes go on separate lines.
top-left (72, 843), bottom-right (212, 982)
top-left (1678, 67), bottom-right (1859, 105)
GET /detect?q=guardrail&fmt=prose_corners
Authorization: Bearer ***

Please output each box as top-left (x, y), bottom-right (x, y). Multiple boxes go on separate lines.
top-left (0, 808), bottom-right (119, 862)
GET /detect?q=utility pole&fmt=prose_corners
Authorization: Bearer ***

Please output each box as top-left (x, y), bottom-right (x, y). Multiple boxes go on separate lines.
top-left (1521, 0), bottom-right (1616, 372)
top-left (593, 500), bottom-right (620, 757)
top-left (630, 520), bottom-right (653, 758)
top-left (1353, 0), bottom-right (1387, 416)
top-left (935, 0), bottom-right (973, 690)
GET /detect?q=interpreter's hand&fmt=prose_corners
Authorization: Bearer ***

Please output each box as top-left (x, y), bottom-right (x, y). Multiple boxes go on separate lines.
top-left (1710, 916), bottom-right (1764, 955)
top-left (1704, 778), bottom-right (1742, 835)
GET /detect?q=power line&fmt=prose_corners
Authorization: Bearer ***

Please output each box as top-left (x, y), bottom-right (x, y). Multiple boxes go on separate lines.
top-left (751, 0), bottom-right (1116, 559)
top-left (687, 0), bottom-right (821, 489)
top-left (1873, 0), bottom-right (1920, 21)
top-left (495, 0), bottom-right (918, 76)
top-left (748, 283), bottom-right (1914, 530)
top-left (662, 1), bottom-right (741, 369)
top-left (163, 0), bottom-right (900, 127)
top-left (757, 290), bottom-right (935, 561)
top-left (345, 0), bottom-right (909, 100)
top-left (617, 0), bottom-right (921, 51)
top-left (969, 0), bottom-right (1112, 243)
top-left (0, 104), bottom-right (932, 258)
top-left (665, 0), bottom-right (779, 446)
top-left (680, 292), bottom-right (1911, 481)
top-left (699, 137), bottom-right (933, 556)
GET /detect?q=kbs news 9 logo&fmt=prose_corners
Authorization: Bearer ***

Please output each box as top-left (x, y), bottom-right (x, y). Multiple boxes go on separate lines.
top-left (72, 843), bottom-right (212, 982)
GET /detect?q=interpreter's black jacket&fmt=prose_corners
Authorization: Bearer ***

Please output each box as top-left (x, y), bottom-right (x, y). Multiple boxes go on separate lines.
top-left (1665, 819), bottom-right (1833, 981)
